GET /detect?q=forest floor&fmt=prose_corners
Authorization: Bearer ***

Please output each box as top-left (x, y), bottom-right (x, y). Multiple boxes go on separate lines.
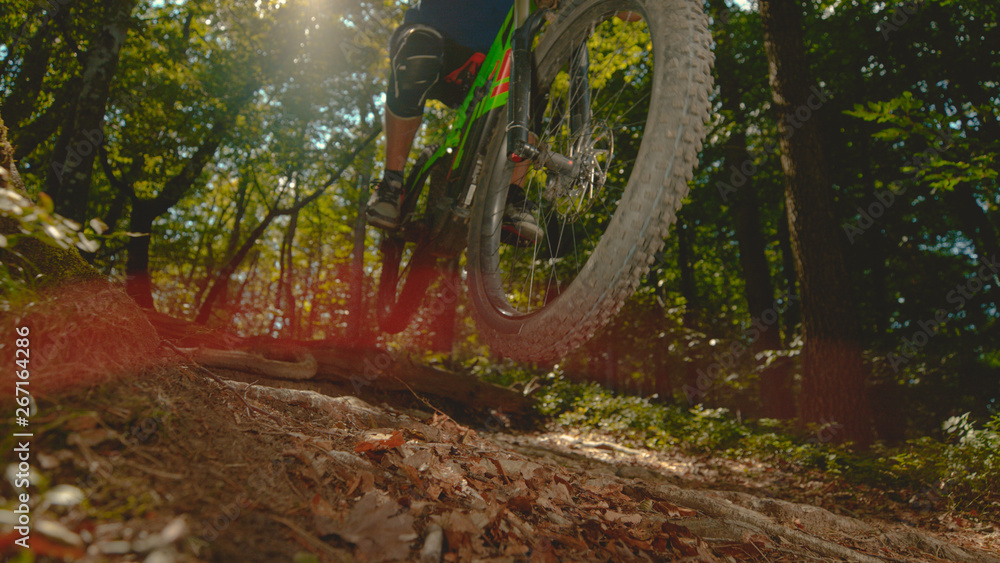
top-left (2, 357), bottom-right (1000, 562)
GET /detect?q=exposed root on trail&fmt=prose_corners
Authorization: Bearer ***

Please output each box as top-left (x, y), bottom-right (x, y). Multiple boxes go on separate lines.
top-left (184, 347), bottom-right (319, 380)
top-left (498, 432), bottom-right (1000, 563)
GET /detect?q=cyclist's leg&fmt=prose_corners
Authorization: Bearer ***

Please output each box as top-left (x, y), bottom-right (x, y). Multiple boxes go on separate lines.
top-left (369, 24), bottom-right (446, 228)
top-left (503, 134), bottom-right (544, 245)
top-left (385, 110), bottom-right (422, 180)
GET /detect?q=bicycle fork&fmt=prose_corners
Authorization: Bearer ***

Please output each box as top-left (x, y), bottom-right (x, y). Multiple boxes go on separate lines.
top-left (506, 9), bottom-right (591, 185)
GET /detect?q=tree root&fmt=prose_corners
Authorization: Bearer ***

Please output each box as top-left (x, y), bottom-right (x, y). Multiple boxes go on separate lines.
top-left (184, 347), bottom-right (318, 380)
top-left (655, 484), bottom-right (999, 563)
top-left (654, 483), bottom-right (887, 562)
top-left (223, 380), bottom-right (394, 428)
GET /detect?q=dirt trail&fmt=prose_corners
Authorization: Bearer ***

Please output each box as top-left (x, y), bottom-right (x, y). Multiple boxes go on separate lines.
top-left (3, 363), bottom-right (998, 562)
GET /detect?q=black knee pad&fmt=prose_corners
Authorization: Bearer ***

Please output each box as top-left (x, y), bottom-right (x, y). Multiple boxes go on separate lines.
top-left (387, 25), bottom-right (444, 118)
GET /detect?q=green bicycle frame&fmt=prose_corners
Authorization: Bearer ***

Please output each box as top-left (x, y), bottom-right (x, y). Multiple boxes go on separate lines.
top-left (407, 2), bottom-right (537, 215)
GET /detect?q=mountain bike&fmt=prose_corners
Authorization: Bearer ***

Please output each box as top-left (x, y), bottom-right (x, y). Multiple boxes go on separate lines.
top-left (374, 0), bottom-right (713, 363)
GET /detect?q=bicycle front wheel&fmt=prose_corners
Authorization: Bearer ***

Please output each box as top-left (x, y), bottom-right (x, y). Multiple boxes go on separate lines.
top-left (466, 0), bottom-right (713, 362)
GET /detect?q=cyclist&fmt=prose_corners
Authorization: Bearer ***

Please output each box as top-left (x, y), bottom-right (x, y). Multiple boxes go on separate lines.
top-left (365, 0), bottom-right (544, 244)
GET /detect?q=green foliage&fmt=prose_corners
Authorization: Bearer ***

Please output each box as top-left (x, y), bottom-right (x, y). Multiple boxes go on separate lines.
top-left (912, 412), bottom-right (1000, 507)
top-left (0, 188), bottom-right (103, 301)
top-left (0, 189), bottom-right (100, 253)
top-left (884, 412), bottom-right (1000, 511)
top-left (846, 92), bottom-right (997, 192)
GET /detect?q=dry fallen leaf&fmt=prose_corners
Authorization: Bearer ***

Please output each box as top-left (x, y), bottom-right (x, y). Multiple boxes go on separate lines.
top-left (497, 459), bottom-right (543, 480)
top-left (580, 477), bottom-right (624, 497)
top-left (325, 491), bottom-right (415, 562)
top-left (654, 500), bottom-right (698, 518)
top-left (603, 510), bottom-right (641, 524)
top-left (538, 482), bottom-right (573, 505)
top-left (354, 430), bottom-right (405, 453)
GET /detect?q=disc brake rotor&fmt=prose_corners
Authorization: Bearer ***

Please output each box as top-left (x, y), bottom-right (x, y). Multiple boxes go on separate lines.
top-left (541, 122), bottom-right (613, 221)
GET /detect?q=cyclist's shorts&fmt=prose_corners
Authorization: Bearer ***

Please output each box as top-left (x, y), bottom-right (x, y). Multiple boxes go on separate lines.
top-left (387, 23), bottom-right (487, 119)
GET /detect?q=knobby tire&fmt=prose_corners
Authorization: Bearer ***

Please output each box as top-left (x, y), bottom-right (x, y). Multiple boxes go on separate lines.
top-left (466, 0), bottom-right (714, 362)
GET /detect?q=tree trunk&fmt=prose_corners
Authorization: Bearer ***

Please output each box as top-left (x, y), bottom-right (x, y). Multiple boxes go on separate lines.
top-left (106, 95), bottom-right (247, 310)
top-left (776, 204), bottom-right (799, 341)
top-left (677, 216), bottom-right (699, 319)
top-left (726, 133), bottom-right (795, 419)
top-left (125, 199), bottom-right (157, 308)
top-left (759, 0), bottom-right (872, 445)
top-left (279, 206), bottom-right (300, 338)
top-left (45, 0), bottom-right (138, 223)
top-left (2, 112), bottom-right (161, 394)
top-left (346, 170), bottom-right (371, 343)
top-left (676, 216), bottom-right (705, 402)
top-left (707, 0), bottom-right (796, 418)
top-left (2, 17), bottom-right (58, 131)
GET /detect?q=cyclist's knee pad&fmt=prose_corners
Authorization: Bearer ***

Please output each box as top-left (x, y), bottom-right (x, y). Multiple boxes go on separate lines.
top-left (387, 25), bottom-right (444, 119)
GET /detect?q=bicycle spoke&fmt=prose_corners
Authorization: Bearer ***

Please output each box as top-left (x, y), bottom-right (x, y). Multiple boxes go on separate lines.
top-left (492, 11), bottom-right (654, 314)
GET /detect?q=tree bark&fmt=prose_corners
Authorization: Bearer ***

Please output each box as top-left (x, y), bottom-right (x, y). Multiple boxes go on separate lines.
top-left (776, 204), bottom-right (799, 341)
top-left (124, 199), bottom-right (157, 308)
top-left (676, 216), bottom-right (704, 401)
top-left (278, 206), bottom-right (300, 337)
top-left (727, 133), bottom-right (795, 419)
top-left (677, 216), bottom-right (699, 319)
top-left (45, 0), bottom-right (138, 224)
top-left (2, 16), bottom-right (59, 131)
top-left (346, 166), bottom-right (372, 343)
top-left (2, 112), bottom-right (161, 395)
top-left (758, 0), bottom-right (872, 445)
top-left (100, 94), bottom-right (248, 309)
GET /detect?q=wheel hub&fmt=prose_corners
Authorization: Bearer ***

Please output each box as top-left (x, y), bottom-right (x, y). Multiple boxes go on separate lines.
top-left (541, 124), bottom-right (613, 220)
